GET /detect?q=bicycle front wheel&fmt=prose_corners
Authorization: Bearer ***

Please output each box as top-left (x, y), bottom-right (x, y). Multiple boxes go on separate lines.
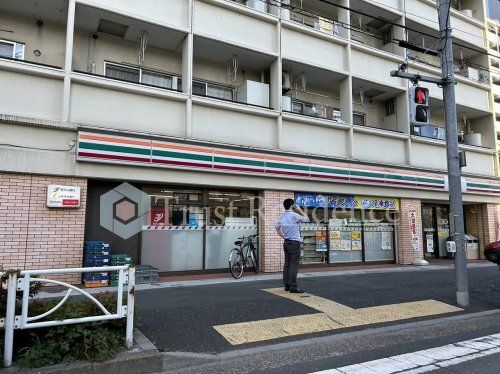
top-left (229, 248), bottom-right (244, 279)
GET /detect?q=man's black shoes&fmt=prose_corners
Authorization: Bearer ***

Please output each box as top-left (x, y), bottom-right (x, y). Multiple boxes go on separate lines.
top-left (284, 285), bottom-right (290, 291)
top-left (289, 288), bottom-right (304, 294)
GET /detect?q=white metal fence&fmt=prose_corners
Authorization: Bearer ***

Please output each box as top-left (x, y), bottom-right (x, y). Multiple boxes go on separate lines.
top-left (1, 266), bottom-right (135, 368)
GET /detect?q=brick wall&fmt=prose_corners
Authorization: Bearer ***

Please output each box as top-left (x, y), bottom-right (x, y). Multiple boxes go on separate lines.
top-left (0, 173), bottom-right (87, 283)
top-left (259, 190), bottom-right (293, 273)
top-left (465, 203), bottom-right (500, 259)
top-left (397, 199), bottom-right (424, 265)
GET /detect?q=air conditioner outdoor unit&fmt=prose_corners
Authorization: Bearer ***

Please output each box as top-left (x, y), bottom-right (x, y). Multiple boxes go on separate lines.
top-left (246, 0), bottom-right (268, 13)
top-left (467, 67), bottom-right (479, 81)
top-left (282, 72), bottom-right (291, 90)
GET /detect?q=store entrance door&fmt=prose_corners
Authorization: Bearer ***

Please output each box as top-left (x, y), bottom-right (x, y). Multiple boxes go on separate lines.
top-left (422, 205), bottom-right (450, 259)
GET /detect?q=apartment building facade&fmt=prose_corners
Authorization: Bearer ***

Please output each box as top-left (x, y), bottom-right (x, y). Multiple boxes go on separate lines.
top-left (0, 0), bottom-right (499, 277)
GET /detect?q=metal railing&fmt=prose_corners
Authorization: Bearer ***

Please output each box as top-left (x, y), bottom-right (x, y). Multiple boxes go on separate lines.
top-left (1, 265), bottom-right (135, 368)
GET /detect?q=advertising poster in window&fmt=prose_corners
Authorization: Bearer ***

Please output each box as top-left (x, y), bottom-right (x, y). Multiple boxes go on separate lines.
top-left (315, 231), bottom-right (328, 252)
top-left (341, 239), bottom-right (352, 251)
top-left (351, 230), bottom-right (362, 251)
top-left (329, 230), bottom-right (341, 251)
top-left (382, 231), bottom-right (392, 250)
top-left (426, 233), bottom-right (434, 253)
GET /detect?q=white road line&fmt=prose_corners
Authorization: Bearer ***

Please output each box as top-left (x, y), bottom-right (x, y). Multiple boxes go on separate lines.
top-left (310, 333), bottom-right (500, 374)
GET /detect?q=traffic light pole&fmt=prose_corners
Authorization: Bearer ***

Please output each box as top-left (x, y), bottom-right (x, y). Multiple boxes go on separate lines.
top-left (391, 2), bottom-right (469, 307)
top-left (437, 0), bottom-right (469, 307)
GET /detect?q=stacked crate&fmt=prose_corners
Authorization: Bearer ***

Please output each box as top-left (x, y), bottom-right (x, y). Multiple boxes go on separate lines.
top-left (83, 241), bottom-right (110, 287)
top-left (109, 254), bottom-right (133, 286)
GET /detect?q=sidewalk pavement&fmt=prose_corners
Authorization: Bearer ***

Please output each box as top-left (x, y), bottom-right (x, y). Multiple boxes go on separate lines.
top-left (36, 260), bottom-right (495, 299)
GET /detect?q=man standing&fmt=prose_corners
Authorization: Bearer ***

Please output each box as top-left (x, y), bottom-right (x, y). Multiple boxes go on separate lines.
top-left (275, 198), bottom-right (310, 293)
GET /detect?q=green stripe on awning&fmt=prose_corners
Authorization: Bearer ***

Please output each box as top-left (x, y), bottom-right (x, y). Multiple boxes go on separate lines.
top-left (415, 177), bottom-right (444, 185)
top-left (214, 156), bottom-right (265, 167)
top-left (350, 170), bottom-right (384, 179)
top-left (310, 166), bottom-right (350, 175)
top-left (266, 161), bottom-right (310, 172)
top-left (79, 141), bottom-right (150, 156)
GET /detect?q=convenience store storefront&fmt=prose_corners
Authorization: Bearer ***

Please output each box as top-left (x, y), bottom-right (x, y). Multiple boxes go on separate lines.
top-left (85, 180), bottom-right (259, 273)
top-left (294, 193), bottom-right (398, 265)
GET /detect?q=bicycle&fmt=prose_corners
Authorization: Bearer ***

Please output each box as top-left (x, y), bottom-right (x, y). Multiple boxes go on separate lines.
top-left (228, 234), bottom-right (259, 279)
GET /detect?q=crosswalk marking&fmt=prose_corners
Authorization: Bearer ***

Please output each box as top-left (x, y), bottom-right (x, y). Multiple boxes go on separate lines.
top-left (213, 289), bottom-right (462, 345)
top-left (309, 333), bottom-right (500, 373)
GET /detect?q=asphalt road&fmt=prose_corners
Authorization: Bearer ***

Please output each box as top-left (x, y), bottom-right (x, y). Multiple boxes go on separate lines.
top-left (135, 265), bottom-right (500, 373)
top-left (136, 265), bottom-right (500, 353)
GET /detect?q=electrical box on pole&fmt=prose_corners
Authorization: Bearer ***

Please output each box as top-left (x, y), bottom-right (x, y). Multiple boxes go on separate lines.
top-left (409, 86), bottom-right (430, 126)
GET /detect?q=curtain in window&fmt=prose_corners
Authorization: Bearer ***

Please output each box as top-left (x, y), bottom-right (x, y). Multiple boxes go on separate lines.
top-left (207, 84), bottom-right (233, 100)
top-left (14, 44), bottom-right (24, 59)
top-left (192, 82), bottom-right (206, 96)
top-left (0, 42), bottom-right (14, 58)
top-left (105, 64), bottom-right (140, 83)
top-left (142, 71), bottom-right (172, 89)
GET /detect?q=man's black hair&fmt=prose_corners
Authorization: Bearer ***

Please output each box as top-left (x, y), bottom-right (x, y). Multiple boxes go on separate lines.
top-left (283, 198), bottom-right (295, 210)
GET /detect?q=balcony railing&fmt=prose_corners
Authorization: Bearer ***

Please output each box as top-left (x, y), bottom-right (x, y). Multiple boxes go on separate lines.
top-left (406, 52), bottom-right (489, 84)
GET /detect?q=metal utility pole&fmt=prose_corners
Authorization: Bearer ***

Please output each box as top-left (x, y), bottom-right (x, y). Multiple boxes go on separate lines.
top-left (437, 0), bottom-right (469, 307)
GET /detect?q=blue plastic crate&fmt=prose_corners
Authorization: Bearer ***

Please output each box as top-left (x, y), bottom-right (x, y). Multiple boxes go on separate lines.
top-left (83, 274), bottom-right (109, 281)
top-left (84, 241), bottom-right (110, 249)
top-left (83, 259), bottom-right (110, 267)
top-left (84, 254), bottom-right (110, 260)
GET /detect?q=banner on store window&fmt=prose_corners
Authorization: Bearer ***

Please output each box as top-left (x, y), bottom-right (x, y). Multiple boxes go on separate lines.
top-left (295, 193), bottom-right (399, 210)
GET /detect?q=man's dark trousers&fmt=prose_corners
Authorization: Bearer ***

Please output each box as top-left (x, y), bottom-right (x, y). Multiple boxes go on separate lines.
top-left (283, 239), bottom-right (301, 290)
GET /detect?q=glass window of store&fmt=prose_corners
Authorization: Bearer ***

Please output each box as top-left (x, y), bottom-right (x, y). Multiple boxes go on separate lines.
top-left (295, 193), bottom-right (398, 265)
top-left (140, 186), bottom-right (258, 273)
top-left (422, 204), bottom-right (450, 259)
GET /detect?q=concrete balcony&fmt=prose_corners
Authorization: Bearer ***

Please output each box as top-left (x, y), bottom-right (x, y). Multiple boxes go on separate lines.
top-left (0, 62), bottom-right (64, 121)
top-left (407, 63), bottom-right (490, 113)
top-left (193, 0), bottom-right (278, 56)
top-left (405, 0), bottom-right (485, 48)
top-left (352, 126), bottom-right (408, 165)
top-left (411, 136), bottom-right (496, 176)
top-left (281, 23), bottom-right (348, 71)
top-left (350, 47), bottom-right (406, 88)
top-left (77, 0), bottom-right (189, 31)
top-left (69, 74), bottom-right (187, 136)
top-left (191, 98), bottom-right (278, 148)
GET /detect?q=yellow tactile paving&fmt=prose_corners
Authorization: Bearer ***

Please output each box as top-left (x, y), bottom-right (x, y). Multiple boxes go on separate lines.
top-left (213, 313), bottom-right (343, 345)
top-left (357, 300), bottom-right (462, 325)
top-left (213, 289), bottom-right (464, 345)
top-left (265, 288), bottom-right (366, 326)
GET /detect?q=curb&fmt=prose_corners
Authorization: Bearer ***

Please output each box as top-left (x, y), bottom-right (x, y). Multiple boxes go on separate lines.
top-left (0, 329), bottom-right (162, 374)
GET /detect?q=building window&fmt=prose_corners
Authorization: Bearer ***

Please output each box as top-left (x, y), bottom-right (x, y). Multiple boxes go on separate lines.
top-left (0, 39), bottom-right (25, 59)
top-left (192, 80), bottom-right (234, 101)
top-left (104, 62), bottom-right (175, 89)
top-left (353, 112), bottom-right (366, 125)
top-left (141, 70), bottom-right (173, 89)
top-left (292, 99), bottom-right (341, 121)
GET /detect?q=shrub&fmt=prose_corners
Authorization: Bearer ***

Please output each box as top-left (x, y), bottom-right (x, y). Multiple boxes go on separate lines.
top-left (0, 270), bottom-right (127, 369)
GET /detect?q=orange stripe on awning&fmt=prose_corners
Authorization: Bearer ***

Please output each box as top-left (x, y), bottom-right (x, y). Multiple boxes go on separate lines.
top-left (80, 133), bottom-right (151, 147)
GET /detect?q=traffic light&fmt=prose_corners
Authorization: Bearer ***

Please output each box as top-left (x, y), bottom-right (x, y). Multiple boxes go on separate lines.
top-left (409, 86), bottom-right (430, 126)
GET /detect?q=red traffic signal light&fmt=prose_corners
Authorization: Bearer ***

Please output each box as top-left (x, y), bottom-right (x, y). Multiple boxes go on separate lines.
top-left (414, 87), bottom-right (428, 104)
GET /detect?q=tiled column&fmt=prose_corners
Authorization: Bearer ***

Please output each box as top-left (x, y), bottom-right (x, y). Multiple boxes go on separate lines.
top-left (484, 203), bottom-right (500, 256)
top-left (260, 190), bottom-right (293, 272)
top-left (0, 173), bottom-right (87, 283)
top-left (397, 199), bottom-right (424, 264)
